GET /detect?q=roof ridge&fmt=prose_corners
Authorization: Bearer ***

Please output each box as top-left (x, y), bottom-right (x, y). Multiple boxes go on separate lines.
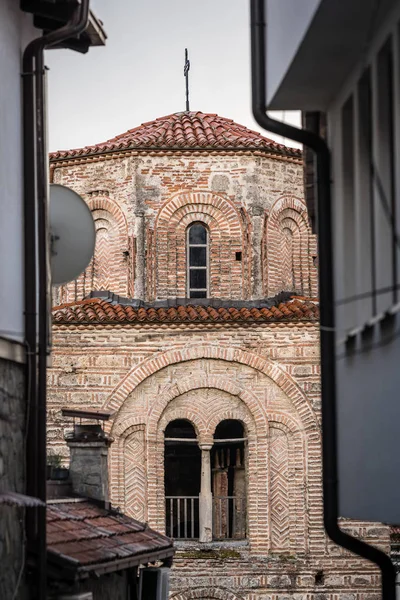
top-left (49, 111), bottom-right (302, 160)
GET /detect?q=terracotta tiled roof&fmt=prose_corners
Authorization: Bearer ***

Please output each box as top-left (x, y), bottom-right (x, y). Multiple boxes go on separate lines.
top-left (53, 297), bottom-right (319, 325)
top-left (50, 111), bottom-right (301, 160)
top-left (47, 499), bottom-right (173, 574)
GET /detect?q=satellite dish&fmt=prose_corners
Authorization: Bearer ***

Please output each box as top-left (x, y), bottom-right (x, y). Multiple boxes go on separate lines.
top-left (50, 184), bottom-right (96, 285)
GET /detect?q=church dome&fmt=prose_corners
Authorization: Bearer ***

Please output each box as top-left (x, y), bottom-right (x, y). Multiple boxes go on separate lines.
top-left (50, 111), bottom-right (301, 160)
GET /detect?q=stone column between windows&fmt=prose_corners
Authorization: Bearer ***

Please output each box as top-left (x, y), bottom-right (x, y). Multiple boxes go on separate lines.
top-left (199, 443), bottom-right (213, 542)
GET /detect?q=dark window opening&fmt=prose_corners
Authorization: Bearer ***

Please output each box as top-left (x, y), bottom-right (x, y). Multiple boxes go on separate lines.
top-left (165, 420), bottom-right (200, 539)
top-left (315, 570), bottom-right (324, 586)
top-left (235, 251), bottom-right (242, 262)
top-left (211, 420), bottom-right (246, 540)
top-left (187, 222), bottom-right (208, 298)
top-left (165, 419), bottom-right (197, 439)
top-left (188, 223), bottom-right (207, 244)
top-left (214, 419), bottom-right (245, 440)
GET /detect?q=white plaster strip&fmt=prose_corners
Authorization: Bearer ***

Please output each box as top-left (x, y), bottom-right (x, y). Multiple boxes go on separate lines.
top-left (0, 337), bottom-right (25, 364)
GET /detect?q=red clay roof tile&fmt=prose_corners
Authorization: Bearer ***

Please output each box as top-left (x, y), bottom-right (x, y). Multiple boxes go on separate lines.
top-left (52, 297), bottom-right (319, 325)
top-left (50, 111), bottom-right (301, 160)
top-left (47, 500), bottom-right (173, 571)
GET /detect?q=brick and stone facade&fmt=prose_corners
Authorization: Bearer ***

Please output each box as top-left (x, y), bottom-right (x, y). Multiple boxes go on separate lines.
top-left (48, 112), bottom-right (388, 599)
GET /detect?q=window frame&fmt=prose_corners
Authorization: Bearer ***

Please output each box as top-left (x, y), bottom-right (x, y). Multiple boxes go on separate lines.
top-left (186, 222), bottom-right (209, 298)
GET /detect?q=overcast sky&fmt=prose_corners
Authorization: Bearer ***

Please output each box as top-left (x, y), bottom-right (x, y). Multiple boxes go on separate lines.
top-left (45, 0), bottom-right (300, 152)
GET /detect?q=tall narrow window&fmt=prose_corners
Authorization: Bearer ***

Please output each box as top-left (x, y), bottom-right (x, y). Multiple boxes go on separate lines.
top-left (165, 420), bottom-right (200, 539)
top-left (187, 223), bottom-right (208, 298)
top-left (212, 420), bottom-right (246, 540)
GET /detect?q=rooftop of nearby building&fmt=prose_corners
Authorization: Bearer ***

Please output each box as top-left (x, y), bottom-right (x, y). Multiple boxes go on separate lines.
top-left (52, 294), bottom-right (319, 325)
top-left (49, 111), bottom-right (302, 160)
top-left (47, 498), bottom-right (174, 579)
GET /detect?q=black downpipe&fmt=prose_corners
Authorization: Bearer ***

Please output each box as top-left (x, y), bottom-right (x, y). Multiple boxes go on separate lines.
top-left (250, 1), bottom-right (396, 598)
top-left (22, 2), bottom-right (90, 597)
top-left (22, 36), bottom-right (41, 598)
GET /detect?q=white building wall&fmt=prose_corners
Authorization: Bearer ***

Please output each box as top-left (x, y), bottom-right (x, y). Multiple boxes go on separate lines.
top-left (0, 1), bottom-right (37, 345)
top-left (262, 0), bottom-right (400, 525)
top-left (327, 1), bottom-right (400, 523)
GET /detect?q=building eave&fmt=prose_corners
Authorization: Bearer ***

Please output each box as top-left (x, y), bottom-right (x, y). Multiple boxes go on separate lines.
top-left (267, 0), bottom-right (398, 111)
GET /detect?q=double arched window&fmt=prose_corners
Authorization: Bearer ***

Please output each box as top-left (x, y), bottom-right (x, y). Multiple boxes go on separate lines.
top-left (164, 418), bottom-right (246, 540)
top-left (187, 223), bottom-right (208, 298)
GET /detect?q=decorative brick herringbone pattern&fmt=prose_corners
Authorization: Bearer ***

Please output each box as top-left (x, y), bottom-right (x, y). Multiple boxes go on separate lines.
top-left (270, 426), bottom-right (290, 551)
top-left (263, 196), bottom-right (318, 298)
top-left (281, 227), bottom-right (294, 290)
top-left (55, 200), bottom-right (131, 304)
top-left (124, 427), bottom-right (147, 521)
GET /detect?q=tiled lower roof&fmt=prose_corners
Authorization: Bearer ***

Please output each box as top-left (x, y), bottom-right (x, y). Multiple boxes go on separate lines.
top-left (47, 499), bottom-right (173, 575)
top-left (53, 296), bottom-right (319, 325)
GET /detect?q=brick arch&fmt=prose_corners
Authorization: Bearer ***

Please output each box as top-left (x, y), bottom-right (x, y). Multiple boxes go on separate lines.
top-left (56, 195), bottom-right (132, 304)
top-left (107, 348), bottom-right (313, 550)
top-left (170, 589), bottom-right (242, 600)
top-left (104, 343), bottom-right (319, 433)
top-left (146, 373), bottom-right (265, 444)
top-left (155, 191), bottom-right (242, 234)
top-left (158, 408), bottom-right (205, 440)
top-left (266, 411), bottom-right (301, 433)
top-left (157, 390), bottom-right (257, 444)
top-left (86, 195), bottom-right (129, 233)
top-left (262, 195), bottom-right (317, 297)
top-left (110, 368), bottom-right (270, 545)
top-left (176, 212), bottom-right (222, 236)
top-left (267, 195), bottom-right (309, 229)
top-left (153, 191), bottom-right (248, 299)
top-left (208, 410), bottom-right (254, 440)
top-left (113, 417), bottom-right (146, 438)
top-left (151, 385), bottom-right (264, 545)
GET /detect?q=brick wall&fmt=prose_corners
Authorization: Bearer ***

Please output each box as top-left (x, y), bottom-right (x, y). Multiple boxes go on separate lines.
top-left (47, 144), bottom-right (386, 599)
top-left (47, 322), bottom-right (388, 599)
top-left (51, 151), bottom-right (317, 303)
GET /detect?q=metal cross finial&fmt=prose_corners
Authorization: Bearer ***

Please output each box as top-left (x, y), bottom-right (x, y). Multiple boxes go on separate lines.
top-left (184, 48), bottom-right (190, 112)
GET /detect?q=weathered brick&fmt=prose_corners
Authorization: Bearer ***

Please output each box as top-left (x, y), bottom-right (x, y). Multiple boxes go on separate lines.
top-left (47, 141), bottom-right (385, 599)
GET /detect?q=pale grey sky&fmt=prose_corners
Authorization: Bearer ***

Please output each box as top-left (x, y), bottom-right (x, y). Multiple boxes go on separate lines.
top-left (46, 0), bottom-right (300, 152)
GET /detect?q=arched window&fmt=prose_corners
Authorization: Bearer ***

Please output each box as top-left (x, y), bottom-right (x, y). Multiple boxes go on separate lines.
top-left (164, 418), bottom-right (247, 541)
top-left (212, 420), bottom-right (246, 540)
top-left (164, 420), bottom-right (200, 539)
top-left (187, 223), bottom-right (208, 298)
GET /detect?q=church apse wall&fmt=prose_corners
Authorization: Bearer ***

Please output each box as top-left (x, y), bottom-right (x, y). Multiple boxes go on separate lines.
top-left (51, 150), bottom-right (317, 304)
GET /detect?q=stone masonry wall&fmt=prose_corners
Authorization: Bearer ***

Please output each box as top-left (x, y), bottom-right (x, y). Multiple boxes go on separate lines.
top-left (47, 321), bottom-right (388, 599)
top-left (0, 358), bottom-right (26, 600)
top-left (51, 151), bottom-right (318, 303)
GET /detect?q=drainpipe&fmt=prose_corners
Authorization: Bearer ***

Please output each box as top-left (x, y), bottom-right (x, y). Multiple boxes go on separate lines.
top-left (250, 2), bottom-right (396, 599)
top-left (22, 2), bottom-right (90, 597)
